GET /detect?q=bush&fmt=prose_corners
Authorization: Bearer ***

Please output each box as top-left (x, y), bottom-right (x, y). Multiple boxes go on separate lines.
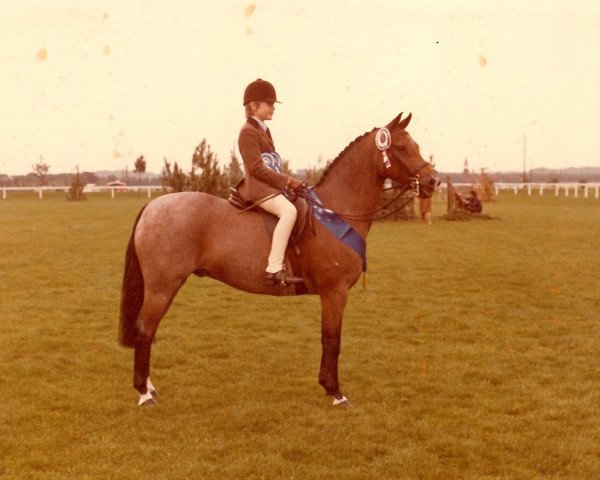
top-left (66, 168), bottom-right (86, 201)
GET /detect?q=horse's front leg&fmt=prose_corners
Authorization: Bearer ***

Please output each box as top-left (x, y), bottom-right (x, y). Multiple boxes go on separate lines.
top-left (318, 288), bottom-right (350, 406)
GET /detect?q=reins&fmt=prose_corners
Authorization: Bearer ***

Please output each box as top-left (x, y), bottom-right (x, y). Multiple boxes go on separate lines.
top-left (297, 180), bottom-right (419, 223)
top-left (373, 183), bottom-right (420, 220)
top-left (238, 125), bottom-right (431, 223)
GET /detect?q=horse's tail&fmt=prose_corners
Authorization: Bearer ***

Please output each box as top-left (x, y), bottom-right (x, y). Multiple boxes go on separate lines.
top-left (119, 205), bottom-right (147, 348)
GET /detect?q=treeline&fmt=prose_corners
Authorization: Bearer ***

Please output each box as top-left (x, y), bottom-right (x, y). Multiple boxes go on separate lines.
top-left (162, 139), bottom-right (301, 199)
top-left (161, 139), bottom-right (245, 198)
top-left (441, 170), bottom-right (600, 184)
top-left (0, 138), bottom-right (328, 192)
top-left (0, 171), bottom-right (105, 188)
top-left (0, 168), bottom-right (160, 188)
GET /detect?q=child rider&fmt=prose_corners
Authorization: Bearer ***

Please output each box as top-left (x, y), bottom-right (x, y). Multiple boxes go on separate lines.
top-left (237, 79), bottom-right (306, 286)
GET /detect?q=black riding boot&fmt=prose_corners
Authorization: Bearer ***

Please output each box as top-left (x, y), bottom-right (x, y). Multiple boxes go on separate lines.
top-left (266, 270), bottom-right (304, 286)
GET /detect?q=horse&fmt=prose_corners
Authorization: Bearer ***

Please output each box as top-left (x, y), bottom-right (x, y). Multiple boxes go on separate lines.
top-left (119, 112), bottom-right (440, 407)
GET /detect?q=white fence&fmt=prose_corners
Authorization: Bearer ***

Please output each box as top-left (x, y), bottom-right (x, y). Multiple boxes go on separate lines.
top-left (1, 185), bottom-right (164, 199)
top-left (439, 182), bottom-right (600, 199)
top-left (2, 182), bottom-right (600, 200)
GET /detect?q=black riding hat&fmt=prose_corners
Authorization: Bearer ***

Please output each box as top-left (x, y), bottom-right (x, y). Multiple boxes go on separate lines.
top-left (243, 79), bottom-right (280, 105)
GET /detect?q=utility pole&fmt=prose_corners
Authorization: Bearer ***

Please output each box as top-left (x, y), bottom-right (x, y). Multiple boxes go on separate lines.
top-left (522, 134), bottom-right (528, 183)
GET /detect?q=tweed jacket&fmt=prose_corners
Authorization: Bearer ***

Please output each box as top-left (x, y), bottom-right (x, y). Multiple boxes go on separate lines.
top-left (237, 117), bottom-right (290, 202)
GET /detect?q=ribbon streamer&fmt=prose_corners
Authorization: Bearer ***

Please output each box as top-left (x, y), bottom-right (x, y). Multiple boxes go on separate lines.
top-left (375, 127), bottom-right (392, 169)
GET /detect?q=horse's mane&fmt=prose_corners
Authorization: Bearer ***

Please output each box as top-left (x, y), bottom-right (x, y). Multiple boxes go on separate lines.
top-left (315, 128), bottom-right (377, 187)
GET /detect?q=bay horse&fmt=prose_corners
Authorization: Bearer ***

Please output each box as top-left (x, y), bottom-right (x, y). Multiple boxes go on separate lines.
top-left (119, 113), bottom-right (439, 406)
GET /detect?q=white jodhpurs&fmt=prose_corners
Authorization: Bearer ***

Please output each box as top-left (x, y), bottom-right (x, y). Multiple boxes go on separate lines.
top-left (258, 194), bottom-right (297, 273)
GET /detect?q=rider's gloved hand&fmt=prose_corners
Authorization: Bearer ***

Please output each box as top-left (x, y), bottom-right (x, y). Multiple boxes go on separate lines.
top-left (286, 177), bottom-right (307, 191)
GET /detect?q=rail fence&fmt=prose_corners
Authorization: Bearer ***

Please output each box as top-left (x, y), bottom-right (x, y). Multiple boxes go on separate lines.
top-left (2, 182), bottom-right (600, 200)
top-left (438, 182), bottom-right (600, 199)
top-left (1, 185), bottom-right (164, 200)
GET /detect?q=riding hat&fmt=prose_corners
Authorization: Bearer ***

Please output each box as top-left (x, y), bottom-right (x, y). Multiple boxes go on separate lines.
top-left (243, 79), bottom-right (280, 105)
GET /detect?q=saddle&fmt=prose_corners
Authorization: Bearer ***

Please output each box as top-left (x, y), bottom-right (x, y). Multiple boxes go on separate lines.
top-left (228, 188), bottom-right (313, 248)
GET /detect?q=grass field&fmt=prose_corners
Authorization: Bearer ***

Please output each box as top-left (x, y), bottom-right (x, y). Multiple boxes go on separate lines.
top-left (1, 191), bottom-right (599, 479)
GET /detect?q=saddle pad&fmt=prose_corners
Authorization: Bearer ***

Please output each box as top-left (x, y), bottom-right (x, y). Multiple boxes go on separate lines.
top-left (308, 189), bottom-right (367, 272)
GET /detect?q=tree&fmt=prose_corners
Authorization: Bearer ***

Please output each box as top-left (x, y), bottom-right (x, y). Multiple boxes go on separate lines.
top-left (32, 157), bottom-right (50, 186)
top-left (134, 155), bottom-right (146, 184)
top-left (303, 166), bottom-right (324, 185)
top-left (81, 171), bottom-right (99, 184)
top-left (227, 148), bottom-right (244, 187)
top-left (281, 159), bottom-right (293, 177)
top-left (301, 156), bottom-right (325, 185)
top-left (161, 158), bottom-right (188, 192)
top-left (67, 166), bottom-right (86, 201)
top-left (189, 139), bottom-right (228, 197)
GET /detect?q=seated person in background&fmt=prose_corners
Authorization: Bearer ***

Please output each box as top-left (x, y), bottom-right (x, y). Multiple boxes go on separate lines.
top-left (455, 189), bottom-right (482, 214)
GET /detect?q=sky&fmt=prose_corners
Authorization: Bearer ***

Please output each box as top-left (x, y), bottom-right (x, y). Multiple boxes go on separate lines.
top-left (1, 0), bottom-right (599, 176)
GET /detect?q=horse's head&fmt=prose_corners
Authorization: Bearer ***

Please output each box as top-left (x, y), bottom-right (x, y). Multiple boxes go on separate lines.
top-left (375, 113), bottom-right (440, 197)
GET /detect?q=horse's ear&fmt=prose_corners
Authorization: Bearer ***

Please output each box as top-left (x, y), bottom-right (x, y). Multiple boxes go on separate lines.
top-left (386, 112), bottom-right (403, 130)
top-left (397, 113), bottom-right (412, 130)
top-left (386, 112), bottom-right (412, 130)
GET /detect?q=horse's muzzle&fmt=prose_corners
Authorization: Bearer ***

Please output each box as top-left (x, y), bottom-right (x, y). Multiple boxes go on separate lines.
top-left (419, 175), bottom-right (441, 197)
top-left (428, 176), bottom-right (441, 188)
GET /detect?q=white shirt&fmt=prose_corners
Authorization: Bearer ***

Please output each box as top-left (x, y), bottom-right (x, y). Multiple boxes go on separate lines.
top-left (251, 116), bottom-right (269, 132)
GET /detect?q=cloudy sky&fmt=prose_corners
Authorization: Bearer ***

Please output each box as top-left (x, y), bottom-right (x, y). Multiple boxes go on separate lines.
top-left (1, 0), bottom-right (599, 176)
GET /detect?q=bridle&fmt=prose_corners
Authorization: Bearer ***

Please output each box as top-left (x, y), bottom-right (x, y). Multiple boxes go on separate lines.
top-left (297, 128), bottom-right (432, 222)
top-left (389, 145), bottom-right (430, 182)
top-left (377, 126), bottom-right (430, 189)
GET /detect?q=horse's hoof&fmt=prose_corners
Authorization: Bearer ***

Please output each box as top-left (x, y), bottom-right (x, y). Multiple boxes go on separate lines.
top-left (139, 397), bottom-right (158, 407)
top-left (138, 391), bottom-right (158, 406)
top-left (332, 394), bottom-right (352, 407)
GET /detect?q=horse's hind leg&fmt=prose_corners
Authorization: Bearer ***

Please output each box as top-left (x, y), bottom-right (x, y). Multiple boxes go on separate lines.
top-left (134, 280), bottom-right (185, 406)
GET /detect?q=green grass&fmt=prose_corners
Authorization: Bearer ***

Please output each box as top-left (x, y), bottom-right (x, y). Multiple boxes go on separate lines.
top-left (1, 191), bottom-right (599, 479)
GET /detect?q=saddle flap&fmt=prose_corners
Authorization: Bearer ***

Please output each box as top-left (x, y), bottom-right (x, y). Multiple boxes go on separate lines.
top-left (228, 187), bottom-right (254, 210)
top-left (229, 186), bottom-right (311, 248)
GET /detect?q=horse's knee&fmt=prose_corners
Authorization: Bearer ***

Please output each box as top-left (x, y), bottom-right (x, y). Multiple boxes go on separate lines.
top-left (133, 321), bottom-right (152, 346)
